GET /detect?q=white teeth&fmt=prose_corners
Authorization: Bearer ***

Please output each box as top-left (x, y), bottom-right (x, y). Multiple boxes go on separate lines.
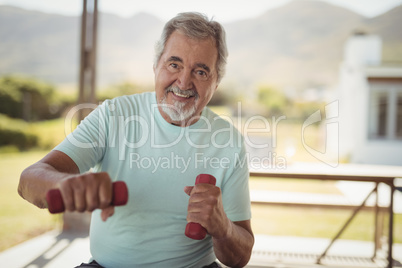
top-left (173, 92), bottom-right (191, 98)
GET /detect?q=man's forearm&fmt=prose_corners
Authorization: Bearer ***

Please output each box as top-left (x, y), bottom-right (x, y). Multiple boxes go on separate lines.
top-left (18, 162), bottom-right (69, 208)
top-left (213, 220), bottom-right (254, 267)
top-left (19, 150), bottom-right (80, 209)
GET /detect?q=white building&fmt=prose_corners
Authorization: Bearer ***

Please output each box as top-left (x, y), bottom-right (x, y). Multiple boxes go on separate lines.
top-left (338, 32), bottom-right (402, 166)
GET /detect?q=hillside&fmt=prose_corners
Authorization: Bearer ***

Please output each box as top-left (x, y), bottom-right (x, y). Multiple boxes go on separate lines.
top-left (363, 4), bottom-right (402, 63)
top-left (0, 6), bottom-right (163, 86)
top-left (0, 1), bottom-right (401, 92)
top-left (224, 0), bottom-right (366, 89)
top-left (0, 6), bottom-right (80, 84)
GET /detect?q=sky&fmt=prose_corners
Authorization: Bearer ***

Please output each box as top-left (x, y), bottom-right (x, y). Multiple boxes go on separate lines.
top-left (1, 0), bottom-right (402, 23)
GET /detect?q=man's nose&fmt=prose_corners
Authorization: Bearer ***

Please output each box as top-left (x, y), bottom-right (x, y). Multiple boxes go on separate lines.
top-left (176, 70), bottom-right (193, 90)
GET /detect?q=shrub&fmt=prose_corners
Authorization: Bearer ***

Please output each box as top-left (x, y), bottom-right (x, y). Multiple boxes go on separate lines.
top-left (0, 128), bottom-right (38, 150)
top-left (0, 114), bottom-right (38, 151)
top-left (0, 75), bottom-right (65, 121)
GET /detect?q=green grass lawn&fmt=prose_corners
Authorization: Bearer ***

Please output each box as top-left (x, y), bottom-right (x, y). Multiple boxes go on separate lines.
top-left (28, 118), bottom-right (70, 150)
top-left (0, 151), bottom-right (61, 252)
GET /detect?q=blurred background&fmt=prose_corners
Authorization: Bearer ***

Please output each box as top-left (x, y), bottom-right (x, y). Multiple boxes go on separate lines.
top-left (0, 0), bottom-right (401, 266)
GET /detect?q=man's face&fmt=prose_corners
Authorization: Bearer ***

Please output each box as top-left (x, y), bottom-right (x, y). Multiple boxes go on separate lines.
top-left (154, 30), bottom-right (219, 126)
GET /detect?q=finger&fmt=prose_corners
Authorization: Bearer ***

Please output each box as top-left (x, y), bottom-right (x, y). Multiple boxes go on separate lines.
top-left (186, 212), bottom-right (200, 224)
top-left (186, 210), bottom-right (209, 228)
top-left (85, 182), bottom-right (100, 212)
top-left (191, 183), bottom-right (214, 193)
top-left (101, 206), bottom-right (115, 222)
top-left (98, 176), bottom-right (112, 209)
top-left (72, 181), bottom-right (86, 212)
top-left (185, 184), bottom-right (214, 197)
top-left (60, 184), bottom-right (75, 211)
top-left (188, 188), bottom-right (221, 213)
top-left (187, 202), bottom-right (206, 215)
top-left (188, 185), bottom-right (218, 203)
top-left (184, 186), bottom-right (194, 196)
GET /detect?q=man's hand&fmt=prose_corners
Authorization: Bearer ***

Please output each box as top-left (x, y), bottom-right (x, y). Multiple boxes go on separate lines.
top-left (58, 172), bottom-right (115, 221)
top-left (19, 150), bottom-right (116, 221)
top-left (184, 183), bottom-right (254, 267)
top-left (184, 184), bottom-right (230, 239)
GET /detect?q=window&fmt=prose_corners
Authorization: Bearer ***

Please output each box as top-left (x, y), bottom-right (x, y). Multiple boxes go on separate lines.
top-left (397, 93), bottom-right (402, 138)
top-left (377, 93), bottom-right (387, 137)
top-left (369, 85), bottom-right (402, 140)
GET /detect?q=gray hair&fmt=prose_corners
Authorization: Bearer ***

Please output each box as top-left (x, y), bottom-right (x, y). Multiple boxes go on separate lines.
top-left (154, 12), bottom-right (228, 84)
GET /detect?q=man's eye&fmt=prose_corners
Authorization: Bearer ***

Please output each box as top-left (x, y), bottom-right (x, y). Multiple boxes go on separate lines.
top-left (196, 70), bottom-right (207, 78)
top-left (167, 63), bottom-right (180, 73)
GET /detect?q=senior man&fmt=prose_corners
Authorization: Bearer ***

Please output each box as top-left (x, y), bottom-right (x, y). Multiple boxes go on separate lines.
top-left (18, 12), bottom-right (254, 268)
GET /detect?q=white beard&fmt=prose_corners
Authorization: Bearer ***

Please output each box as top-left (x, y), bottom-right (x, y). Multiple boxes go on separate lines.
top-left (159, 95), bottom-right (197, 123)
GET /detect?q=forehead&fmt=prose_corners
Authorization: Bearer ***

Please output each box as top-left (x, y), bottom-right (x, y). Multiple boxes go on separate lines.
top-left (162, 31), bottom-right (218, 69)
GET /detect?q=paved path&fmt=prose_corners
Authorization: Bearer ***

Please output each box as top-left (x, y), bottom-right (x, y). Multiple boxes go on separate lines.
top-left (0, 231), bottom-right (90, 268)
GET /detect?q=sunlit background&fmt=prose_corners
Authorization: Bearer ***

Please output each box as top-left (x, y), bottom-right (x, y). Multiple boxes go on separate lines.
top-left (0, 0), bottom-right (401, 267)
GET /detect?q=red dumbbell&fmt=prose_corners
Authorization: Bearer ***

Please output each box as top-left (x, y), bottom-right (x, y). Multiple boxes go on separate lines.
top-left (46, 181), bottom-right (128, 214)
top-left (185, 174), bottom-right (216, 240)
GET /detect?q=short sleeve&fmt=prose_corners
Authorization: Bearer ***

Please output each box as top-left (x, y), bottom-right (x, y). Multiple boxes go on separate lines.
top-left (54, 101), bottom-right (110, 173)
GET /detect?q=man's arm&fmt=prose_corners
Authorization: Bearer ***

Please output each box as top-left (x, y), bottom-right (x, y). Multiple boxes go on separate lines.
top-left (18, 150), bottom-right (115, 220)
top-left (18, 150), bottom-right (80, 208)
top-left (213, 219), bottom-right (254, 267)
top-left (184, 184), bottom-right (254, 267)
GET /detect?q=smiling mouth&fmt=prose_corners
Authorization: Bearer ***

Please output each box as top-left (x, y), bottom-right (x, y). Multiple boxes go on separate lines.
top-left (173, 91), bottom-right (192, 98)
top-left (167, 86), bottom-right (197, 99)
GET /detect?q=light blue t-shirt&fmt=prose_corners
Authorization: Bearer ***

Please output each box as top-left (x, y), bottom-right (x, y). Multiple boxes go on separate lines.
top-left (55, 92), bottom-right (251, 268)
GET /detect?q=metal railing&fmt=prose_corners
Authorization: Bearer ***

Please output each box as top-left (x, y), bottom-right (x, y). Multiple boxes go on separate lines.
top-left (250, 163), bottom-right (401, 268)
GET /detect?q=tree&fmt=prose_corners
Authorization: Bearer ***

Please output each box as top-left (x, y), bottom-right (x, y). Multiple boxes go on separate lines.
top-left (97, 81), bottom-right (153, 101)
top-left (257, 85), bottom-right (289, 117)
top-left (0, 75), bottom-right (60, 121)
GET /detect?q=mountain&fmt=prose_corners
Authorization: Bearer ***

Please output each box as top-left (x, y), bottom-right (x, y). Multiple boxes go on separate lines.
top-left (0, 6), bottom-right (80, 84)
top-left (224, 0), bottom-right (366, 89)
top-left (0, 1), bottom-right (401, 92)
top-left (363, 4), bottom-right (402, 63)
top-left (0, 6), bottom-right (164, 86)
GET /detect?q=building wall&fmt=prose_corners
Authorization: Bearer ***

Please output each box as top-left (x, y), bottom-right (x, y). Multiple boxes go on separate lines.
top-left (338, 34), bottom-right (402, 166)
top-left (353, 140), bottom-right (402, 165)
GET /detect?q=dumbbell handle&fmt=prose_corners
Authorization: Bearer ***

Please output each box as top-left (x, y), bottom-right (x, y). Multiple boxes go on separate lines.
top-left (46, 181), bottom-right (128, 214)
top-left (185, 174), bottom-right (216, 240)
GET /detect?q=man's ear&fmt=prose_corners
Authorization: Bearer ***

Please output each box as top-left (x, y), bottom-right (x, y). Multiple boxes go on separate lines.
top-left (213, 83), bottom-right (219, 92)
